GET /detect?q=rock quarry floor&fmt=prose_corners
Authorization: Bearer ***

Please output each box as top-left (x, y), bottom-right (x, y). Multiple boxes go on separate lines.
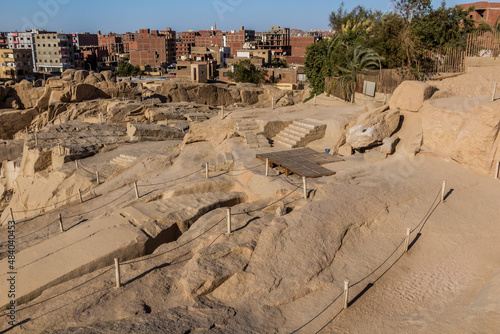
top-left (0, 94), bottom-right (498, 333)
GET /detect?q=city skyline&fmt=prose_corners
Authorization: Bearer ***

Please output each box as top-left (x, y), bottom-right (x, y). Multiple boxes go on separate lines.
top-left (1, 0), bottom-right (466, 34)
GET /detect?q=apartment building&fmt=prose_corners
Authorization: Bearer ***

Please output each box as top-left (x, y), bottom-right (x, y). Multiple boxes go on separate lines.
top-left (226, 27), bottom-right (255, 57)
top-left (0, 49), bottom-right (33, 81)
top-left (130, 28), bottom-right (176, 70)
top-left (71, 33), bottom-right (98, 48)
top-left (34, 32), bottom-right (76, 73)
top-left (256, 26), bottom-right (291, 57)
top-left (7, 31), bottom-right (34, 50)
top-left (98, 32), bottom-right (124, 55)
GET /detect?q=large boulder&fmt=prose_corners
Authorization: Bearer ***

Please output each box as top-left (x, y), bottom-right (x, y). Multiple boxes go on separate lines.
top-left (73, 70), bottom-right (89, 84)
top-left (346, 105), bottom-right (401, 149)
top-left (13, 80), bottom-right (45, 109)
top-left (389, 81), bottom-right (437, 112)
top-left (451, 102), bottom-right (500, 174)
top-left (101, 70), bottom-right (116, 83)
top-left (61, 69), bottom-right (76, 81)
top-left (63, 84), bottom-right (110, 102)
top-left (84, 72), bottom-right (105, 85)
top-left (421, 97), bottom-right (470, 157)
top-left (421, 96), bottom-right (500, 174)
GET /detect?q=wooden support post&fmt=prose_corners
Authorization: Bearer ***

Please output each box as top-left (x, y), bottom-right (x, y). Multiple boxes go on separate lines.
top-left (134, 181), bottom-right (139, 199)
top-left (205, 162), bottom-right (209, 179)
top-left (492, 82), bottom-right (498, 102)
top-left (314, 94), bottom-right (317, 106)
top-left (59, 214), bottom-right (64, 233)
top-left (495, 161), bottom-right (499, 180)
top-left (96, 171), bottom-right (100, 185)
top-left (99, 112), bottom-right (103, 124)
top-left (78, 189), bottom-right (83, 203)
top-left (34, 131), bottom-right (38, 146)
top-left (265, 158), bottom-right (269, 177)
top-left (114, 257), bottom-right (121, 288)
top-left (75, 159), bottom-right (79, 169)
top-left (344, 280), bottom-right (350, 309)
top-left (227, 207), bottom-right (232, 235)
top-left (441, 180), bottom-right (447, 203)
top-left (404, 228), bottom-right (411, 252)
top-left (57, 143), bottom-right (61, 155)
top-left (303, 176), bottom-right (307, 200)
top-left (9, 208), bottom-right (14, 223)
top-left (25, 126), bottom-right (28, 134)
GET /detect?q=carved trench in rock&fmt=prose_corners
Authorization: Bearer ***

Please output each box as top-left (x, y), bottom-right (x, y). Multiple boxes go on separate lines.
top-left (142, 194), bottom-right (245, 256)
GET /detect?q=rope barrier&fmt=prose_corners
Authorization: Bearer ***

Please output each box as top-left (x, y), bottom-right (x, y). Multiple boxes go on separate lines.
top-left (289, 185), bottom-right (445, 333)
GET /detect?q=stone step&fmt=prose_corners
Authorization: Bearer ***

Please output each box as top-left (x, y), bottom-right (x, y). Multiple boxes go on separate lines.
top-left (278, 130), bottom-right (303, 142)
top-left (274, 139), bottom-right (295, 148)
top-left (295, 120), bottom-right (322, 129)
top-left (275, 135), bottom-right (298, 146)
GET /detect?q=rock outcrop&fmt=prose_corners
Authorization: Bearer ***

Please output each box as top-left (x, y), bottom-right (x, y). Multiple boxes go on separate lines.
top-left (389, 81), bottom-right (437, 112)
top-left (421, 96), bottom-right (500, 174)
top-left (346, 105), bottom-right (401, 149)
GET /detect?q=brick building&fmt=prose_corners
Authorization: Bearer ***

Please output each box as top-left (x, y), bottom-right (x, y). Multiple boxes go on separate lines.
top-left (226, 27), bottom-right (256, 57)
top-left (458, 2), bottom-right (500, 25)
top-left (98, 32), bottom-right (124, 55)
top-left (0, 49), bottom-right (33, 81)
top-left (286, 34), bottom-right (322, 65)
top-left (130, 28), bottom-right (176, 70)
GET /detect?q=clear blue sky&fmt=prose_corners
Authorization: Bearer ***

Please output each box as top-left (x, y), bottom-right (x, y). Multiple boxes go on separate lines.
top-left (1, 0), bottom-right (466, 34)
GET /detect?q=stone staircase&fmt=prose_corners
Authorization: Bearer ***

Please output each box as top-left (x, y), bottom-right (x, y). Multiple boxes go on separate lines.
top-left (110, 154), bottom-right (138, 167)
top-left (273, 120), bottom-right (327, 148)
top-left (201, 152), bottom-right (235, 172)
top-left (234, 118), bottom-right (270, 149)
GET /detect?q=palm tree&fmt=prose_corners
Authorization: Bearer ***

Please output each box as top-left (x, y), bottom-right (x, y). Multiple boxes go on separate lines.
top-left (334, 45), bottom-right (384, 101)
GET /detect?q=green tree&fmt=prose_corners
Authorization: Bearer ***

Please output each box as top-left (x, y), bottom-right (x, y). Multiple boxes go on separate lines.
top-left (116, 61), bottom-right (141, 77)
top-left (335, 45), bottom-right (384, 98)
top-left (304, 39), bottom-right (331, 95)
top-left (228, 59), bottom-right (268, 85)
top-left (269, 58), bottom-right (288, 68)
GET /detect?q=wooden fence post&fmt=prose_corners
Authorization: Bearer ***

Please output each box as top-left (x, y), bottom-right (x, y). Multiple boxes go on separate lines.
top-left (227, 207), bottom-right (232, 235)
top-left (59, 214), bottom-right (64, 233)
top-left (344, 280), bottom-right (350, 309)
top-left (114, 258), bottom-right (121, 288)
top-left (134, 181), bottom-right (139, 199)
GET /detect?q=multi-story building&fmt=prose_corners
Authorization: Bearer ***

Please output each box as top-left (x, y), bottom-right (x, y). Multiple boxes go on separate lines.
top-left (195, 29), bottom-right (224, 48)
top-left (458, 2), bottom-right (500, 26)
top-left (176, 31), bottom-right (196, 59)
top-left (122, 32), bottom-right (138, 53)
top-left (256, 26), bottom-right (292, 58)
top-left (130, 28), bottom-right (176, 70)
top-left (226, 27), bottom-right (255, 57)
top-left (0, 49), bottom-right (33, 81)
top-left (287, 33), bottom-right (322, 65)
top-left (71, 33), bottom-right (98, 48)
top-left (7, 31), bottom-right (35, 50)
top-left (0, 33), bottom-right (9, 49)
top-left (98, 32), bottom-right (124, 55)
top-left (34, 31), bottom-right (76, 73)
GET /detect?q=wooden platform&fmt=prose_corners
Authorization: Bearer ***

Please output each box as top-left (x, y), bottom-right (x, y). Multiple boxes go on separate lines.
top-left (256, 148), bottom-right (343, 178)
